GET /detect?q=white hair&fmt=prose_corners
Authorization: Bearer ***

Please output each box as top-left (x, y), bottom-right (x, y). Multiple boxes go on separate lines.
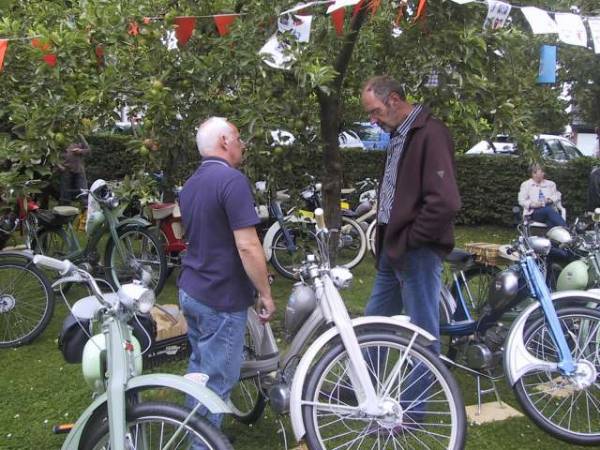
top-left (195, 116), bottom-right (232, 156)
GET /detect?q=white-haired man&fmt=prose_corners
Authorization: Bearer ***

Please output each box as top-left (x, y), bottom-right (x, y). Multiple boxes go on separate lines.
top-left (178, 117), bottom-right (275, 436)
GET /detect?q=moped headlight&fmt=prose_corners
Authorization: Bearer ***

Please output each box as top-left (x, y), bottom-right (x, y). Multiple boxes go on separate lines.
top-left (118, 283), bottom-right (156, 314)
top-left (108, 196), bottom-right (120, 209)
top-left (331, 266), bottom-right (353, 289)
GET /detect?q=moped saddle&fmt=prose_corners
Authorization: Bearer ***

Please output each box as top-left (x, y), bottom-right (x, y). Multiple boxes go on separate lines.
top-left (52, 206), bottom-right (80, 217)
top-left (445, 249), bottom-right (474, 268)
top-left (149, 202), bottom-right (177, 220)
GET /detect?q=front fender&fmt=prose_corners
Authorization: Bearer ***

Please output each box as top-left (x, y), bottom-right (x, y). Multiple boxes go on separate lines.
top-left (289, 315), bottom-right (436, 442)
top-left (504, 290), bottom-right (600, 387)
top-left (61, 373), bottom-right (230, 449)
top-left (117, 217), bottom-right (152, 231)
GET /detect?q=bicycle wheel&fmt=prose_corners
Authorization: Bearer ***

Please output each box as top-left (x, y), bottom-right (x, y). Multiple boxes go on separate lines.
top-left (449, 263), bottom-right (499, 318)
top-left (229, 325), bottom-right (267, 424)
top-left (270, 221), bottom-right (317, 280)
top-left (0, 259), bottom-right (54, 347)
top-left (513, 306), bottom-right (600, 445)
top-left (105, 227), bottom-right (167, 295)
top-left (366, 220), bottom-right (377, 257)
top-left (81, 401), bottom-right (233, 450)
top-left (33, 227), bottom-right (69, 257)
top-left (302, 330), bottom-right (466, 450)
top-left (336, 217), bottom-right (367, 269)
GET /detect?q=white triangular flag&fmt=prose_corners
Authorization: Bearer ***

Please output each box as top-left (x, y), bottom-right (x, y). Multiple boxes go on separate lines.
top-left (450, 0), bottom-right (475, 3)
top-left (483, 1), bottom-right (512, 31)
top-left (326, 0), bottom-right (361, 15)
top-left (588, 17), bottom-right (600, 54)
top-left (555, 13), bottom-right (588, 47)
top-left (259, 34), bottom-right (294, 70)
top-left (278, 15), bottom-right (313, 43)
top-left (521, 7), bottom-right (558, 34)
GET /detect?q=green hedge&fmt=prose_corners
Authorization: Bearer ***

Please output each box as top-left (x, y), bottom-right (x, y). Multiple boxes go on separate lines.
top-left (85, 136), bottom-right (597, 227)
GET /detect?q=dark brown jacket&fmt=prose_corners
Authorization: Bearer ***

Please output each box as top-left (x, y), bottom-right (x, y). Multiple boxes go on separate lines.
top-left (376, 106), bottom-right (461, 266)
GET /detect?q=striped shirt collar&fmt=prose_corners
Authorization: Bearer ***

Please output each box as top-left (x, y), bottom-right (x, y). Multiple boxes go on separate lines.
top-left (390, 104), bottom-right (422, 139)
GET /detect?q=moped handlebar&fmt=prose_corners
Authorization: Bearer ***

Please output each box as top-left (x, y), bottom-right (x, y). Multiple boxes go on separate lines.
top-left (32, 254), bottom-right (74, 275)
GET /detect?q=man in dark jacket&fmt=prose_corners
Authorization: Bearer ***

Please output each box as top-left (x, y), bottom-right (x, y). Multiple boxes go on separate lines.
top-left (361, 75), bottom-right (461, 426)
top-left (362, 76), bottom-right (461, 350)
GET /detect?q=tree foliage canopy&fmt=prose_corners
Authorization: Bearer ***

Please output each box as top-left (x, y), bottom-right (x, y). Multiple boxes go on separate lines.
top-left (0, 0), bottom-right (597, 202)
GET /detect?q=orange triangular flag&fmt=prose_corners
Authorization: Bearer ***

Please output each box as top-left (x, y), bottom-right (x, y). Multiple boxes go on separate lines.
top-left (352, 0), bottom-right (380, 18)
top-left (214, 15), bottom-right (237, 36)
top-left (174, 16), bottom-right (197, 45)
top-left (416, 0), bottom-right (427, 20)
top-left (331, 9), bottom-right (345, 36)
top-left (0, 40), bottom-right (7, 72)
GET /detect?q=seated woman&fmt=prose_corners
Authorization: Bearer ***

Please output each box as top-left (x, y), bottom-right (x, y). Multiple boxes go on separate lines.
top-left (518, 163), bottom-right (567, 228)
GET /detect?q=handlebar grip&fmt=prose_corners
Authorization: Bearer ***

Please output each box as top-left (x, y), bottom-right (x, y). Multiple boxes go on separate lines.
top-left (314, 208), bottom-right (326, 230)
top-left (32, 255), bottom-right (73, 275)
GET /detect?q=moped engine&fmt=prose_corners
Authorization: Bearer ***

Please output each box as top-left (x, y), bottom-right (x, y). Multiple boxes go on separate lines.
top-left (465, 325), bottom-right (508, 370)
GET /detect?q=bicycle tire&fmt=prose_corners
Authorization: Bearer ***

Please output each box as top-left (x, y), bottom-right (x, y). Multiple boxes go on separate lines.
top-left (33, 227), bottom-right (70, 258)
top-left (105, 227), bottom-right (168, 295)
top-left (229, 325), bottom-right (267, 424)
top-left (449, 263), bottom-right (500, 319)
top-left (302, 330), bottom-right (466, 450)
top-left (270, 221), bottom-right (317, 280)
top-left (366, 220), bottom-right (377, 257)
top-left (336, 217), bottom-right (367, 269)
top-left (0, 259), bottom-right (54, 347)
top-left (513, 306), bottom-right (600, 445)
top-left (81, 400), bottom-right (233, 450)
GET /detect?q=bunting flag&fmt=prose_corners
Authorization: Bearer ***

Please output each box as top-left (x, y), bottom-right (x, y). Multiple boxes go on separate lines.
top-left (331, 8), bottom-right (345, 35)
top-left (589, 17), bottom-right (600, 54)
top-left (327, 0), bottom-right (361, 14)
top-left (395, 0), bottom-right (428, 23)
top-left (174, 16), bottom-right (197, 45)
top-left (278, 15), bottom-right (313, 42)
top-left (555, 13), bottom-right (588, 47)
top-left (31, 38), bottom-right (57, 67)
top-left (213, 14), bottom-right (238, 36)
top-left (259, 34), bottom-right (294, 69)
top-left (521, 6), bottom-right (557, 34)
top-left (483, 1), bottom-right (512, 31)
top-left (0, 40), bottom-right (7, 72)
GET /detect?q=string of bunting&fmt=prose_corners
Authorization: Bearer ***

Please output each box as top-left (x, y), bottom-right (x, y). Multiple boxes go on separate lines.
top-left (5, 0), bottom-right (595, 74)
top-left (451, 0), bottom-right (600, 54)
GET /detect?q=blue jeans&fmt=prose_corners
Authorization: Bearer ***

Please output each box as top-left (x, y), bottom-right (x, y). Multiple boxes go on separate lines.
top-left (365, 247), bottom-right (442, 425)
top-left (530, 206), bottom-right (566, 228)
top-left (179, 290), bottom-right (247, 430)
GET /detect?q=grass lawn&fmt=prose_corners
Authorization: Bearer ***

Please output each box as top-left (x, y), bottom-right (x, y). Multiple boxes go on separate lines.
top-left (0, 225), bottom-right (592, 449)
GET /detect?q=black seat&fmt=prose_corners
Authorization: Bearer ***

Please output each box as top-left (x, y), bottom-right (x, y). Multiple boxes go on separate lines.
top-left (445, 249), bottom-right (474, 268)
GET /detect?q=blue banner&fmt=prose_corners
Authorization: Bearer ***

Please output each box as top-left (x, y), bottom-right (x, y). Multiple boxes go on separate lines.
top-left (537, 45), bottom-right (557, 84)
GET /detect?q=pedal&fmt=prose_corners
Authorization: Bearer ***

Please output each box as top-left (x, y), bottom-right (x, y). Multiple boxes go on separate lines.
top-left (52, 423), bottom-right (73, 434)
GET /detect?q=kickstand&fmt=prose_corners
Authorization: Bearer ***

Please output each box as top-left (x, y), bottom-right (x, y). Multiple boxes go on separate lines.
top-left (475, 373), bottom-right (504, 415)
top-left (277, 418), bottom-right (289, 450)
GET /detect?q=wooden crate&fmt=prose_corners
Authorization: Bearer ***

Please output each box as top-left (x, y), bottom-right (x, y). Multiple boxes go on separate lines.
top-left (465, 242), bottom-right (501, 266)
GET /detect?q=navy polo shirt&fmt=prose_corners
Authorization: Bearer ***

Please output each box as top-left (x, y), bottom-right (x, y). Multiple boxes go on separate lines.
top-left (178, 157), bottom-right (260, 312)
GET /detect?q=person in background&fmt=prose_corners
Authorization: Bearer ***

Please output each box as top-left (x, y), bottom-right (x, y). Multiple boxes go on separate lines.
top-left (518, 162), bottom-right (566, 228)
top-left (178, 117), bottom-right (275, 443)
top-left (58, 141), bottom-right (90, 205)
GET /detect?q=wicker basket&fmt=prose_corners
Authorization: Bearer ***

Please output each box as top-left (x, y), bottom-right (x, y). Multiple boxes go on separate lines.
top-left (464, 242), bottom-right (501, 266)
